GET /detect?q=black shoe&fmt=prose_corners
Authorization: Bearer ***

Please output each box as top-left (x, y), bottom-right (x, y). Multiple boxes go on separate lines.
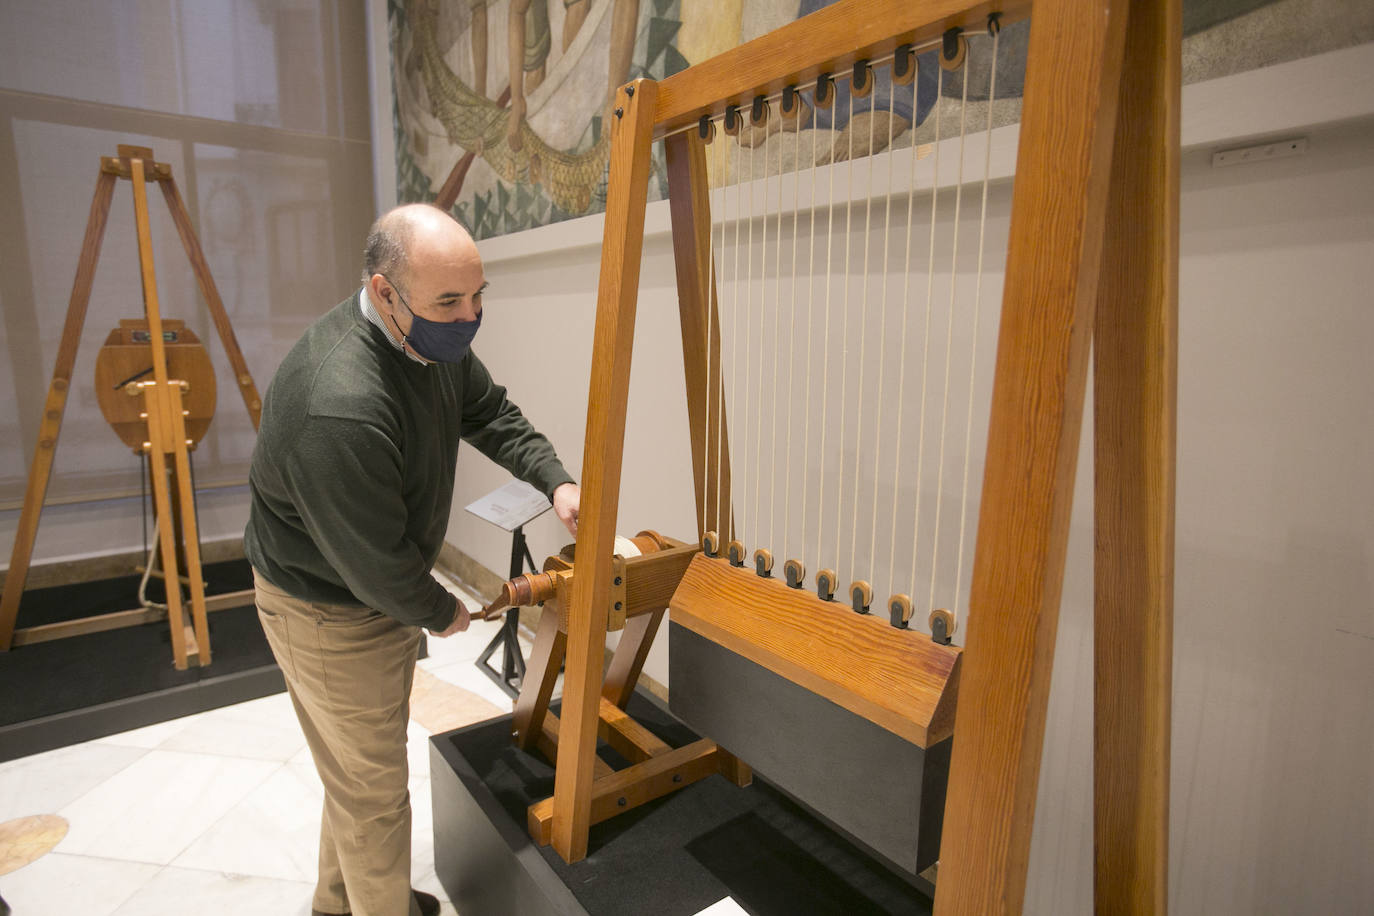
top-left (311, 889), bottom-right (441, 916)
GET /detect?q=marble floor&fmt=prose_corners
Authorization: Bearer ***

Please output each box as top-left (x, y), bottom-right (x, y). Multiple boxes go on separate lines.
top-left (0, 577), bottom-right (529, 916)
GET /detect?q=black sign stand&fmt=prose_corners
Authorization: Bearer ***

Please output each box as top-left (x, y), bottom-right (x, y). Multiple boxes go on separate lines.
top-left (475, 525), bottom-right (538, 698)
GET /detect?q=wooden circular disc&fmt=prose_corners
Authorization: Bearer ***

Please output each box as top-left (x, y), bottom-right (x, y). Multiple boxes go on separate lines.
top-left (750, 95), bottom-right (769, 128)
top-left (94, 319), bottom-right (217, 450)
top-left (816, 568), bottom-right (837, 601)
top-left (813, 74), bottom-right (834, 110)
top-left (723, 106), bottom-right (742, 136)
top-left (753, 547), bottom-right (774, 577)
top-left (783, 558), bottom-right (806, 588)
top-left (698, 115), bottom-right (716, 143)
top-left (851, 61), bottom-right (874, 99)
top-left (892, 45), bottom-right (918, 86)
top-left (888, 594), bottom-right (913, 628)
top-left (727, 539), bottom-right (747, 567)
top-left (849, 579), bottom-right (873, 612)
top-left (930, 607), bottom-right (956, 638)
top-left (0, 814), bottom-right (68, 876)
top-left (702, 530), bottom-right (721, 557)
top-left (940, 33), bottom-right (968, 72)
top-left (780, 86), bottom-right (802, 120)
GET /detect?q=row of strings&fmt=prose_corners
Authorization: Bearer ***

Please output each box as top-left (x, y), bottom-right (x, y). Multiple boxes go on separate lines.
top-left (692, 21), bottom-right (1009, 639)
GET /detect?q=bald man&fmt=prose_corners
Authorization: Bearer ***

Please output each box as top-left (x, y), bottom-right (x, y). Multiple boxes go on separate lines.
top-left (245, 204), bottom-right (579, 916)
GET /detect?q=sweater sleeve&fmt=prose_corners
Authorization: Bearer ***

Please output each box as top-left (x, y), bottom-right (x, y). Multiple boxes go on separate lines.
top-left (459, 354), bottom-right (576, 499)
top-left (281, 413), bottom-right (458, 630)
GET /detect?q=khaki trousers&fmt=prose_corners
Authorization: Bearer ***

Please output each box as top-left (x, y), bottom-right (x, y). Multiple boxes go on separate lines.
top-left (254, 572), bottom-right (424, 916)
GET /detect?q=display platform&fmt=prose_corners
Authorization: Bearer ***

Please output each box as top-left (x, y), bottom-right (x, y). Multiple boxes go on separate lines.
top-left (0, 559), bottom-right (282, 762)
top-left (431, 692), bottom-right (935, 916)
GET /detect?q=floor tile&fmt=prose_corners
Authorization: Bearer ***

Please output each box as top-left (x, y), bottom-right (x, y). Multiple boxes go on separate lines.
top-left (57, 749), bottom-right (280, 865)
top-left (0, 742), bottom-right (147, 823)
top-left (108, 863), bottom-right (316, 916)
top-left (170, 762), bottom-right (323, 882)
top-left (0, 851), bottom-right (161, 916)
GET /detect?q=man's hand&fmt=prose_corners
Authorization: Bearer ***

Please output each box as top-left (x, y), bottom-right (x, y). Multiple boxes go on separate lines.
top-left (429, 600), bottom-right (471, 639)
top-left (553, 482), bottom-right (580, 537)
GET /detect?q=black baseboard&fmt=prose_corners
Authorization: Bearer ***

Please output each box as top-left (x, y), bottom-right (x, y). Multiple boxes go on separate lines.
top-left (0, 662), bottom-right (284, 762)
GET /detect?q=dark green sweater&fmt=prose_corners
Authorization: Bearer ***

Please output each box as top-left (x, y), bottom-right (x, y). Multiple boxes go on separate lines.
top-left (243, 292), bottom-right (574, 630)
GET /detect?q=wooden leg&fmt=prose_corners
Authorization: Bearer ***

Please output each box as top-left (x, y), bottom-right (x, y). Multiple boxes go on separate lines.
top-left (0, 170), bottom-right (117, 651)
top-left (601, 608), bottom-right (662, 708)
top-left (1092, 0), bottom-right (1179, 910)
top-left (159, 176), bottom-right (262, 429)
top-left (142, 385), bottom-right (190, 670)
top-left (513, 604), bottom-right (565, 752)
top-left (168, 383), bottom-right (212, 666)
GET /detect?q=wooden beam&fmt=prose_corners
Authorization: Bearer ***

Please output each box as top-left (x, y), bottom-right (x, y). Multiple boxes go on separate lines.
top-left (513, 603), bottom-right (566, 751)
top-left (933, 0), bottom-right (1133, 910)
top-left (550, 77), bottom-right (660, 864)
top-left (597, 696), bottom-right (672, 763)
top-left (652, 0), bottom-right (1031, 136)
top-left (531, 738), bottom-right (720, 846)
top-left (1092, 0), bottom-right (1180, 910)
top-left (665, 130), bottom-right (732, 541)
top-left (0, 169), bottom-right (117, 651)
top-left (671, 555), bottom-right (961, 747)
top-left (10, 588), bottom-right (255, 647)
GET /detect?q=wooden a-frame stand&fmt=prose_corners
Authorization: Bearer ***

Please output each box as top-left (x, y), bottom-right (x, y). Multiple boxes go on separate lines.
top-left (0, 145), bottom-right (263, 669)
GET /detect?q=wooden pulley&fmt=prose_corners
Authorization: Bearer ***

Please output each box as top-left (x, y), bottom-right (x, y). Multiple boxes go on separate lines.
top-left (851, 60), bottom-right (874, 98)
top-left (479, 570), bottom-right (561, 619)
top-left (727, 539), bottom-right (747, 567)
top-left (816, 568), bottom-right (837, 601)
top-left (929, 608), bottom-right (955, 645)
top-left (95, 319), bottom-right (216, 452)
top-left (698, 115), bottom-right (716, 144)
top-left (783, 557), bottom-right (806, 589)
top-left (701, 530), bottom-right (721, 557)
top-left (750, 95), bottom-right (769, 128)
top-left (888, 593), bottom-right (913, 629)
top-left (939, 28), bottom-right (967, 71)
top-left (813, 72), bottom-right (835, 109)
top-left (849, 580), bottom-right (872, 614)
top-left (752, 547), bottom-right (773, 578)
top-left (780, 86), bottom-right (803, 120)
top-left (892, 43), bottom-right (918, 86)
top-left (723, 106), bottom-right (742, 136)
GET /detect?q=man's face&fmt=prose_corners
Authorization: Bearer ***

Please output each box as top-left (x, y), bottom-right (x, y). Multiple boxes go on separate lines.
top-left (398, 237), bottom-right (486, 326)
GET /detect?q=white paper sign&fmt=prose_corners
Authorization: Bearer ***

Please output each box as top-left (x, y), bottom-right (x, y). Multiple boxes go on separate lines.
top-left (693, 899), bottom-right (749, 916)
top-left (464, 479), bottom-right (551, 531)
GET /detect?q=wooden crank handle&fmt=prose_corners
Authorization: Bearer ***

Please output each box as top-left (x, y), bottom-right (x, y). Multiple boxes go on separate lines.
top-left (476, 571), bottom-right (557, 620)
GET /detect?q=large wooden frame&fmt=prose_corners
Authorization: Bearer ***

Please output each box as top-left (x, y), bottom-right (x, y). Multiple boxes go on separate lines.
top-left (0, 146), bottom-right (263, 668)
top-left (553, 0), bottom-right (1178, 912)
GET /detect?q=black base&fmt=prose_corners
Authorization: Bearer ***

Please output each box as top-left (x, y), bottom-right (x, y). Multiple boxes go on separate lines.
top-left (430, 693), bottom-right (935, 916)
top-left (0, 560), bottom-right (284, 762)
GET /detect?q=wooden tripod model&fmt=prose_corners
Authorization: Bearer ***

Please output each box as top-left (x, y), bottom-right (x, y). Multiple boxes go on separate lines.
top-left (477, 531), bottom-right (752, 844)
top-left (0, 145), bottom-right (262, 669)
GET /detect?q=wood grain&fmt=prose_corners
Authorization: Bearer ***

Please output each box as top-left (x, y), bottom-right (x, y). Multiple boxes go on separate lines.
top-left (1092, 0), bottom-right (1180, 910)
top-left (666, 131), bottom-right (733, 540)
top-left (531, 738), bottom-right (720, 846)
top-left (513, 603), bottom-right (565, 751)
top-left (160, 176), bottom-right (262, 429)
top-left (653, 0), bottom-right (1031, 136)
top-left (670, 555), bottom-right (962, 747)
top-left (551, 78), bottom-right (660, 864)
top-left (0, 170), bottom-right (117, 650)
top-left (932, 0), bottom-right (1133, 910)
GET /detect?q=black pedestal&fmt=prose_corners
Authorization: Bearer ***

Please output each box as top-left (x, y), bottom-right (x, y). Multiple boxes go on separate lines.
top-left (430, 693), bottom-right (935, 916)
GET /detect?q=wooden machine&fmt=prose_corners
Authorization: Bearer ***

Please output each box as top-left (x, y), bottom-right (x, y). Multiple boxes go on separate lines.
top-left (485, 0), bottom-right (1178, 910)
top-left (0, 145), bottom-right (262, 670)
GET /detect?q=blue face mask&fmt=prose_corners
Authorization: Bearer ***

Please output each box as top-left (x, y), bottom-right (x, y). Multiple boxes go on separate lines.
top-left (384, 278), bottom-right (482, 364)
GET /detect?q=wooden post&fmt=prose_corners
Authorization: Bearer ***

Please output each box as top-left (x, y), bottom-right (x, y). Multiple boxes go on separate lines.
top-left (1092, 0), bottom-right (1180, 910)
top-left (550, 77), bottom-right (659, 865)
top-left (0, 170), bottom-right (117, 651)
top-left (933, 0), bottom-right (1132, 911)
top-left (665, 130), bottom-right (732, 541)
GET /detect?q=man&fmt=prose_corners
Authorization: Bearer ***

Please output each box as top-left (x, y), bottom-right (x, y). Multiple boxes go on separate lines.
top-left (244, 203), bottom-right (579, 916)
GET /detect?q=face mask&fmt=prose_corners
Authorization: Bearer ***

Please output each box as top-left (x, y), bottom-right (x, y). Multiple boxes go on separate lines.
top-left (384, 278), bottom-right (482, 364)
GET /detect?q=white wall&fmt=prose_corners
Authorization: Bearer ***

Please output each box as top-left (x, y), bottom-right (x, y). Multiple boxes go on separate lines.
top-left (432, 44), bottom-right (1374, 915)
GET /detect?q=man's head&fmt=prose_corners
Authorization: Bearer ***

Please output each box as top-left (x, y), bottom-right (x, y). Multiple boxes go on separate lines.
top-left (364, 204), bottom-right (487, 362)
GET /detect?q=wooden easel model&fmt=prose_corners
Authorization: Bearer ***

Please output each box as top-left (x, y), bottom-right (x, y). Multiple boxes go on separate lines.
top-left (0, 145), bottom-right (262, 670)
